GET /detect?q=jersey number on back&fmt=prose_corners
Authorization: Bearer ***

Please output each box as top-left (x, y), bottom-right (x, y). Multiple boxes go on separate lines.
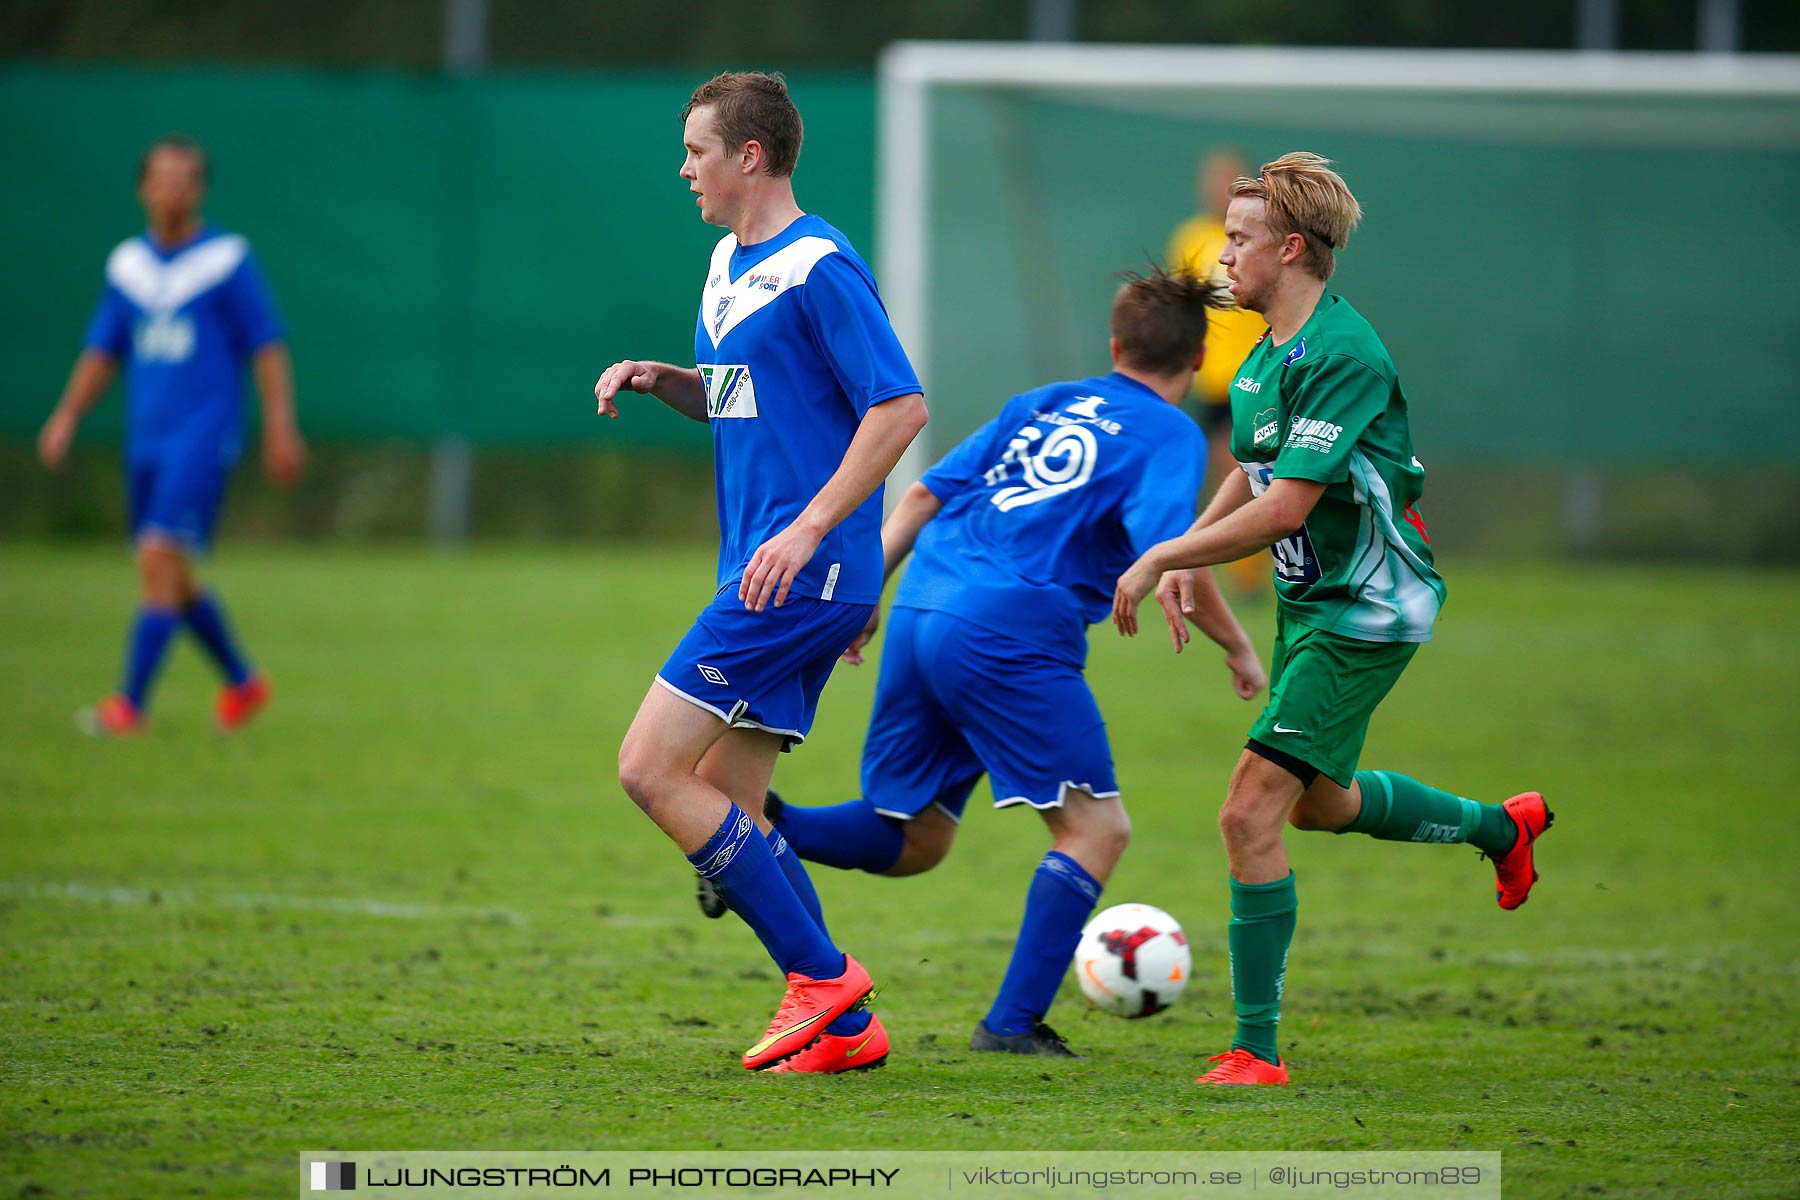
top-left (984, 423), bottom-right (1098, 511)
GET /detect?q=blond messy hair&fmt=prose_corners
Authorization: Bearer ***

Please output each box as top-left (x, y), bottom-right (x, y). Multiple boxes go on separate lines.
top-left (1229, 152), bottom-right (1362, 281)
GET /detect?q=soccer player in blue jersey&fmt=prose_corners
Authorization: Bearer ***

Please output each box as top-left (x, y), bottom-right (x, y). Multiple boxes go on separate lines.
top-left (38, 135), bottom-right (304, 736)
top-left (592, 73), bottom-right (927, 1073)
top-left (762, 267), bottom-right (1266, 1064)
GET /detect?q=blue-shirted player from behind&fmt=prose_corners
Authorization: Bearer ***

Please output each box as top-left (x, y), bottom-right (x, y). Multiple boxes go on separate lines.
top-left (760, 268), bottom-right (1266, 1062)
top-left (38, 136), bottom-right (305, 736)
top-left (593, 73), bottom-right (927, 1073)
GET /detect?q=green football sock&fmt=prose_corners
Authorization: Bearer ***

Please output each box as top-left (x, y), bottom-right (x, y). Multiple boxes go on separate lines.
top-left (1345, 770), bottom-right (1516, 857)
top-left (1228, 872), bottom-right (1297, 1065)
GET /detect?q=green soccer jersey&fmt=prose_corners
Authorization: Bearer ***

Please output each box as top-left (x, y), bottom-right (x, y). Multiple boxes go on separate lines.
top-left (1228, 290), bottom-right (1446, 643)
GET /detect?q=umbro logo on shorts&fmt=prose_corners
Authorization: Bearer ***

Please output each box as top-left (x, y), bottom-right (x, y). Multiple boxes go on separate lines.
top-left (698, 664), bottom-right (730, 687)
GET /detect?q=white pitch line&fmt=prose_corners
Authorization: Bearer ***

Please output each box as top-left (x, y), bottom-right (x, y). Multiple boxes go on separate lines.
top-left (0, 880), bottom-right (528, 925)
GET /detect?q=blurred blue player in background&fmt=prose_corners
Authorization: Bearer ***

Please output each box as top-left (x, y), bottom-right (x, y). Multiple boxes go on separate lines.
top-left (37, 135), bottom-right (306, 735)
top-left (757, 267), bottom-right (1266, 1058)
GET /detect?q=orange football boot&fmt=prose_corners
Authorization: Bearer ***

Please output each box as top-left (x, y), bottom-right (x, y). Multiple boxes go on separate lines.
top-left (1196, 1048), bottom-right (1290, 1085)
top-left (78, 694), bottom-right (143, 737)
top-left (215, 674), bottom-right (272, 732)
top-left (1491, 792), bottom-right (1554, 910)
top-left (742, 954), bottom-right (874, 1071)
top-left (767, 1013), bottom-right (890, 1074)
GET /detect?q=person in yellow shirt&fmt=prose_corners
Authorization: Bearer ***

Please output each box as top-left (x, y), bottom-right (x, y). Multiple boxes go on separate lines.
top-left (1169, 148), bottom-right (1268, 599)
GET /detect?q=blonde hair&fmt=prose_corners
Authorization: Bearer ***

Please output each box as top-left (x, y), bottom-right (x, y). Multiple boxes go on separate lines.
top-left (1229, 152), bottom-right (1361, 281)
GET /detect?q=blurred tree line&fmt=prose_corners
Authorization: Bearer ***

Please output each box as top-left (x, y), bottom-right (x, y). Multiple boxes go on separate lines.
top-left (5, 0), bottom-right (1797, 65)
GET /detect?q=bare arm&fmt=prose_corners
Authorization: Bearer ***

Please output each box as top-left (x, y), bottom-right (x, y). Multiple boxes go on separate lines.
top-left (253, 343), bottom-right (307, 486)
top-left (840, 478), bottom-right (943, 665)
top-left (594, 359), bottom-right (708, 424)
top-left (878, 479), bottom-right (942, 580)
top-left (37, 350), bottom-right (119, 470)
top-left (1114, 476), bottom-right (1326, 636)
top-left (1152, 567), bottom-right (1267, 697)
top-left (740, 393), bottom-right (929, 612)
top-left (1193, 466), bottom-right (1255, 530)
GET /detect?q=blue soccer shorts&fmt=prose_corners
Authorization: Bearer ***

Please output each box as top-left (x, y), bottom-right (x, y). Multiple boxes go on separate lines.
top-left (656, 587), bottom-right (874, 751)
top-left (859, 606), bottom-right (1118, 821)
top-left (128, 449), bottom-right (232, 554)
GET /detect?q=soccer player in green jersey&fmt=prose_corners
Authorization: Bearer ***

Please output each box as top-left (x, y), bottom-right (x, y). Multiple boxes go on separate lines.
top-left (1112, 153), bottom-right (1552, 1087)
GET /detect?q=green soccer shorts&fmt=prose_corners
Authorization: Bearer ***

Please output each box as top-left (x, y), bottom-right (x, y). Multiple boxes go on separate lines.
top-left (1246, 614), bottom-right (1421, 787)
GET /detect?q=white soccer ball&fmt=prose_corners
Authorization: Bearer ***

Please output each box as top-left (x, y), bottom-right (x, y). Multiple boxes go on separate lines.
top-left (1074, 902), bottom-right (1191, 1018)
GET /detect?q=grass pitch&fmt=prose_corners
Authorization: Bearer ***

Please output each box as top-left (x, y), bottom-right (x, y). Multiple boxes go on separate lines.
top-left (2, 545), bottom-right (1797, 1198)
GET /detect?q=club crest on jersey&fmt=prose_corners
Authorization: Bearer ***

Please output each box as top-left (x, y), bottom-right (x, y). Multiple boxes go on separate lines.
top-left (1283, 337), bottom-right (1308, 365)
top-left (712, 295), bottom-right (735, 338)
top-left (1252, 407), bottom-right (1281, 451)
top-left (699, 364), bottom-right (758, 419)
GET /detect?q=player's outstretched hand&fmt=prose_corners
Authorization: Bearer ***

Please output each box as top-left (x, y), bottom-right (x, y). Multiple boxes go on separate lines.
top-left (741, 521), bottom-right (824, 612)
top-left (264, 424), bottom-right (308, 487)
top-left (840, 607), bottom-right (881, 665)
top-left (1225, 644), bottom-right (1268, 700)
top-left (37, 410), bottom-right (76, 471)
top-left (1155, 570), bottom-right (1196, 653)
top-left (594, 359), bottom-right (660, 419)
top-left (1112, 555), bottom-right (1160, 637)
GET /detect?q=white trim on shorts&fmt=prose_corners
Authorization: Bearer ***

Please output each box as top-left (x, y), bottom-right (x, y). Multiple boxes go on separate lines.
top-left (653, 675), bottom-right (807, 745)
top-left (730, 716), bottom-right (807, 745)
top-left (991, 780), bottom-right (1122, 812)
top-left (134, 523), bottom-right (209, 555)
top-left (871, 799), bottom-right (964, 825)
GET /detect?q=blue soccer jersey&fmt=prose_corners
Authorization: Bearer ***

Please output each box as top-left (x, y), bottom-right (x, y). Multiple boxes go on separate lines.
top-left (894, 373), bottom-right (1206, 667)
top-left (84, 226), bottom-right (283, 466)
top-left (694, 214), bottom-right (921, 605)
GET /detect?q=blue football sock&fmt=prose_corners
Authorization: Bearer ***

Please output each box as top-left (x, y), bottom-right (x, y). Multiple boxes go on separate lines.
top-left (121, 606), bottom-right (182, 710)
top-left (686, 805), bottom-right (843, 981)
top-left (775, 796), bottom-right (905, 874)
top-left (983, 851), bottom-right (1101, 1037)
top-left (183, 591), bottom-right (252, 686)
top-left (767, 828), bottom-right (870, 1037)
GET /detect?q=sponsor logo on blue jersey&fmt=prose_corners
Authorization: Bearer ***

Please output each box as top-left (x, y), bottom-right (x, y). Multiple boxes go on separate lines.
top-left (134, 313), bottom-right (197, 362)
top-left (699, 364), bottom-right (758, 419)
top-left (1065, 395), bottom-right (1108, 419)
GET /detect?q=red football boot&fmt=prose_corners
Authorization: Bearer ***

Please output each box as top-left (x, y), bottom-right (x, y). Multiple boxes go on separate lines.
top-left (767, 1013), bottom-right (890, 1074)
top-left (215, 674), bottom-right (272, 732)
top-left (1492, 792), bottom-right (1554, 911)
top-left (1196, 1048), bottom-right (1289, 1086)
top-left (78, 694), bottom-right (144, 737)
top-left (742, 954), bottom-right (874, 1071)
